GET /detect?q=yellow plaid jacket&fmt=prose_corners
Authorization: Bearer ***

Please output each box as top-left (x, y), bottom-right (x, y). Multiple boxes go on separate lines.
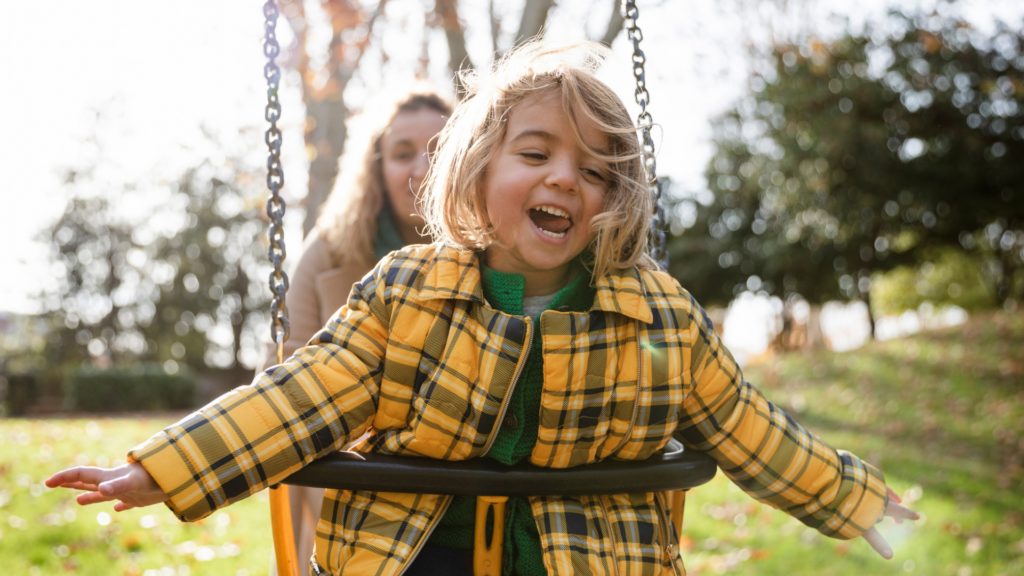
top-left (129, 244), bottom-right (887, 575)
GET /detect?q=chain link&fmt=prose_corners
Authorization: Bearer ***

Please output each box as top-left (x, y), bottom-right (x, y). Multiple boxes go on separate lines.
top-left (263, 0), bottom-right (290, 356)
top-left (622, 0), bottom-right (668, 269)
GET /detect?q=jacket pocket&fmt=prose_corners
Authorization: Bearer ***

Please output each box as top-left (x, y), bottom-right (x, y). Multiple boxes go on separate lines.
top-left (611, 373), bottom-right (685, 461)
top-left (536, 371), bottom-right (637, 468)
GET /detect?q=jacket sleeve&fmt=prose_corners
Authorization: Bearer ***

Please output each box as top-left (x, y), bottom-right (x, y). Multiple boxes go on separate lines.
top-left (675, 294), bottom-right (887, 540)
top-left (127, 258), bottom-right (392, 522)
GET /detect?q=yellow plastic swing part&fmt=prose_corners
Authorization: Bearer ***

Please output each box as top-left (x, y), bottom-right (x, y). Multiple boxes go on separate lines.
top-left (469, 492), bottom-right (687, 575)
top-left (473, 495), bottom-right (510, 576)
top-left (271, 485), bottom-right (299, 575)
top-left (269, 336), bottom-right (301, 576)
top-left (270, 491), bottom-right (688, 576)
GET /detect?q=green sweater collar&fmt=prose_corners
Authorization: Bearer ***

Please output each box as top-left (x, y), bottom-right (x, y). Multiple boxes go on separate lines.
top-left (480, 261), bottom-right (594, 318)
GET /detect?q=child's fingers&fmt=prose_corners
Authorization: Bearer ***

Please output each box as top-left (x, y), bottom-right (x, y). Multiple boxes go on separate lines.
top-left (887, 502), bottom-right (920, 523)
top-left (886, 486), bottom-right (902, 504)
top-left (862, 527), bottom-right (893, 559)
top-left (98, 475), bottom-right (134, 498)
top-left (54, 480), bottom-right (101, 492)
top-left (46, 466), bottom-right (111, 489)
top-left (76, 490), bottom-right (116, 506)
top-left (45, 467), bottom-right (86, 488)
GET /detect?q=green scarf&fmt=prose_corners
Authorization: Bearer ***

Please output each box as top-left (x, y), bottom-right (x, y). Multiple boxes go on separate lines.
top-left (373, 205), bottom-right (406, 259)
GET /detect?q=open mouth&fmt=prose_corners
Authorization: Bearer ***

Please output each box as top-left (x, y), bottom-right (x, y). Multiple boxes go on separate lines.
top-left (528, 205), bottom-right (573, 238)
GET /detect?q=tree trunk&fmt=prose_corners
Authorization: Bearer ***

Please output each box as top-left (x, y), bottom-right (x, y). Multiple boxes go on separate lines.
top-left (594, 0), bottom-right (625, 47)
top-left (515, 0), bottom-right (555, 46)
top-left (281, 0), bottom-right (388, 235)
top-left (996, 249), bottom-right (1016, 308)
top-left (806, 304), bottom-right (825, 349)
top-left (861, 290), bottom-right (877, 340)
top-left (436, 0), bottom-right (474, 94)
top-left (230, 273), bottom-right (249, 370)
top-left (302, 96), bottom-right (349, 235)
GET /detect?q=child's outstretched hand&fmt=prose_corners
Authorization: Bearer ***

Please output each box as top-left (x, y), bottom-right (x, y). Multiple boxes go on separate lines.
top-left (45, 462), bottom-right (166, 512)
top-left (862, 487), bottom-right (920, 559)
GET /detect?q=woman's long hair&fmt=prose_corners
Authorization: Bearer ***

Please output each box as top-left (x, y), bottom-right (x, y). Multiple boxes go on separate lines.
top-left (317, 91), bottom-right (452, 268)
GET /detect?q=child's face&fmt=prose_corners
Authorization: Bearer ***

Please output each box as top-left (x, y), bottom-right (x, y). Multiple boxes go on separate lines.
top-left (482, 91), bottom-right (609, 292)
top-left (381, 108), bottom-right (448, 239)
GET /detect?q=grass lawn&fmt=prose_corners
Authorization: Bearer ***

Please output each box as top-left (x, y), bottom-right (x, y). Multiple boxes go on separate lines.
top-left (1, 415), bottom-right (273, 575)
top-left (682, 311), bottom-right (1023, 575)
top-left (2, 311), bottom-right (1020, 574)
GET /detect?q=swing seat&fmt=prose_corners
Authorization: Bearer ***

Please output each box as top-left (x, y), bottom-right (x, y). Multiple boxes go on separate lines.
top-left (283, 438), bottom-right (716, 575)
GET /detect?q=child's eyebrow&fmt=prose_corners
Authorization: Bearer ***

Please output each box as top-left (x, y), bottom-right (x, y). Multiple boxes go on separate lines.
top-left (509, 129), bottom-right (611, 156)
top-left (508, 129), bottom-right (556, 144)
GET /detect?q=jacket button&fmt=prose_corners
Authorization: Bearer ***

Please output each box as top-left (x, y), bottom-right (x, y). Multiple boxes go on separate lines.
top-left (664, 543), bottom-right (676, 563)
top-left (503, 414), bottom-right (519, 429)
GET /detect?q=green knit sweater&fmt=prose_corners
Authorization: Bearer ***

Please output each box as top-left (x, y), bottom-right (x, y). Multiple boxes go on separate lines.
top-left (427, 262), bottom-right (595, 575)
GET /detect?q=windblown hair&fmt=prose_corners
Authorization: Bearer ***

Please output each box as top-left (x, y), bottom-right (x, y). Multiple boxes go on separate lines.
top-left (420, 40), bottom-right (657, 279)
top-left (317, 91), bottom-right (452, 268)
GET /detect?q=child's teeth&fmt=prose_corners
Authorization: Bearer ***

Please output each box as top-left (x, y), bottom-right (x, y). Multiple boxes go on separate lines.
top-left (538, 228), bottom-right (566, 238)
top-left (537, 206), bottom-right (569, 218)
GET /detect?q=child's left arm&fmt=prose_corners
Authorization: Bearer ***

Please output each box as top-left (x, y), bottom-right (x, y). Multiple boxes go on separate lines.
top-left (863, 488), bottom-right (920, 558)
top-left (675, 294), bottom-right (918, 558)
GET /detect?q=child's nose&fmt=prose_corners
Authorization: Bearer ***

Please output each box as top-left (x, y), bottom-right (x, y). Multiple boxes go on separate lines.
top-left (544, 157), bottom-right (578, 192)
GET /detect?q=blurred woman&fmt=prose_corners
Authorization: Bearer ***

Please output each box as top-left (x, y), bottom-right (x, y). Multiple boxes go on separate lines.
top-left (260, 90), bottom-right (451, 570)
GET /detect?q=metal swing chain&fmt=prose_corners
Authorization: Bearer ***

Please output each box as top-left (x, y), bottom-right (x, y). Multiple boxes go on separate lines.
top-left (622, 0), bottom-right (668, 269)
top-left (263, 0), bottom-right (290, 363)
top-left (263, 4), bottom-right (301, 575)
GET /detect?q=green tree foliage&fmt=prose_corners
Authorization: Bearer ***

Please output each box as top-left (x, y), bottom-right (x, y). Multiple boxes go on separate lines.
top-left (144, 164), bottom-right (270, 370)
top-left (872, 247), bottom-right (992, 316)
top-left (670, 11), bottom-right (1023, 332)
top-left (40, 190), bottom-right (141, 367)
top-left (38, 156), bottom-right (270, 377)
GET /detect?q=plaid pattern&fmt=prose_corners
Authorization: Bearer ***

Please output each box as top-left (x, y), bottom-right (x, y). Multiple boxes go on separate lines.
top-left (129, 244), bottom-right (887, 576)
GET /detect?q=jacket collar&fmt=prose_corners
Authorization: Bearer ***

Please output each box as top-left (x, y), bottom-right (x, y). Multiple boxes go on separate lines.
top-left (414, 245), bottom-right (653, 324)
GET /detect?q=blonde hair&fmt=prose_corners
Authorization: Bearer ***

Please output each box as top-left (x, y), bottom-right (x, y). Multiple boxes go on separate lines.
top-left (421, 41), bottom-right (657, 279)
top-left (317, 91), bottom-right (452, 268)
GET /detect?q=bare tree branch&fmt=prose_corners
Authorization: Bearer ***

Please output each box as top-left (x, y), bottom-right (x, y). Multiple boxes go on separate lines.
top-left (489, 0), bottom-right (501, 55)
top-left (435, 0), bottom-right (474, 95)
top-left (594, 0), bottom-right (625, 47)
top-left (514, 0), bottom-right (555, 46)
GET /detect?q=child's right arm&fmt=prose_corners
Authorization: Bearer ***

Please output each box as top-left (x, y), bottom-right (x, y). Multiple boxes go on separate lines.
top-left (45, 462), bottom-right (165, 512)
top-left (48, 259), bottom-right (394, 520)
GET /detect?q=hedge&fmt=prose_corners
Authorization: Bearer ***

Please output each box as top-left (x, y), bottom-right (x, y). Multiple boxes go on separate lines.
top-left (63, 364), bottom-right (197, 412)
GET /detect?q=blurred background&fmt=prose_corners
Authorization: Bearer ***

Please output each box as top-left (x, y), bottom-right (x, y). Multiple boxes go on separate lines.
top-left (1, 1), bottom-right (1021, 575)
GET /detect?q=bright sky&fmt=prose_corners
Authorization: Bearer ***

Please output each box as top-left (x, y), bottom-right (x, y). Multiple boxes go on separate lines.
top-left (2, 0), bottom-right (1019, 354)
top-left (2, 1), bottom-right (273, 314)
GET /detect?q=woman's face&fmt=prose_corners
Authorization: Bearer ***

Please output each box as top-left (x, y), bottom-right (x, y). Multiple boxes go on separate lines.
top-left (380, 107), bottom-right (448, 242)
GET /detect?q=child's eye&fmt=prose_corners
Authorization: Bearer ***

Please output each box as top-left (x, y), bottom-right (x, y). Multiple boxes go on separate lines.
top-left (582, 167), bottom-right (608, 183)
top-left (519, 151), bottom-right (547, 161)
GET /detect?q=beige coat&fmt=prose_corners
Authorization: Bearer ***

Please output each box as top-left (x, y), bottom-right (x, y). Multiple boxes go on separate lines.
top-left (258, 231), bottom-right (376, 573)
top-left (259, 233), bottom-right (375, 372)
